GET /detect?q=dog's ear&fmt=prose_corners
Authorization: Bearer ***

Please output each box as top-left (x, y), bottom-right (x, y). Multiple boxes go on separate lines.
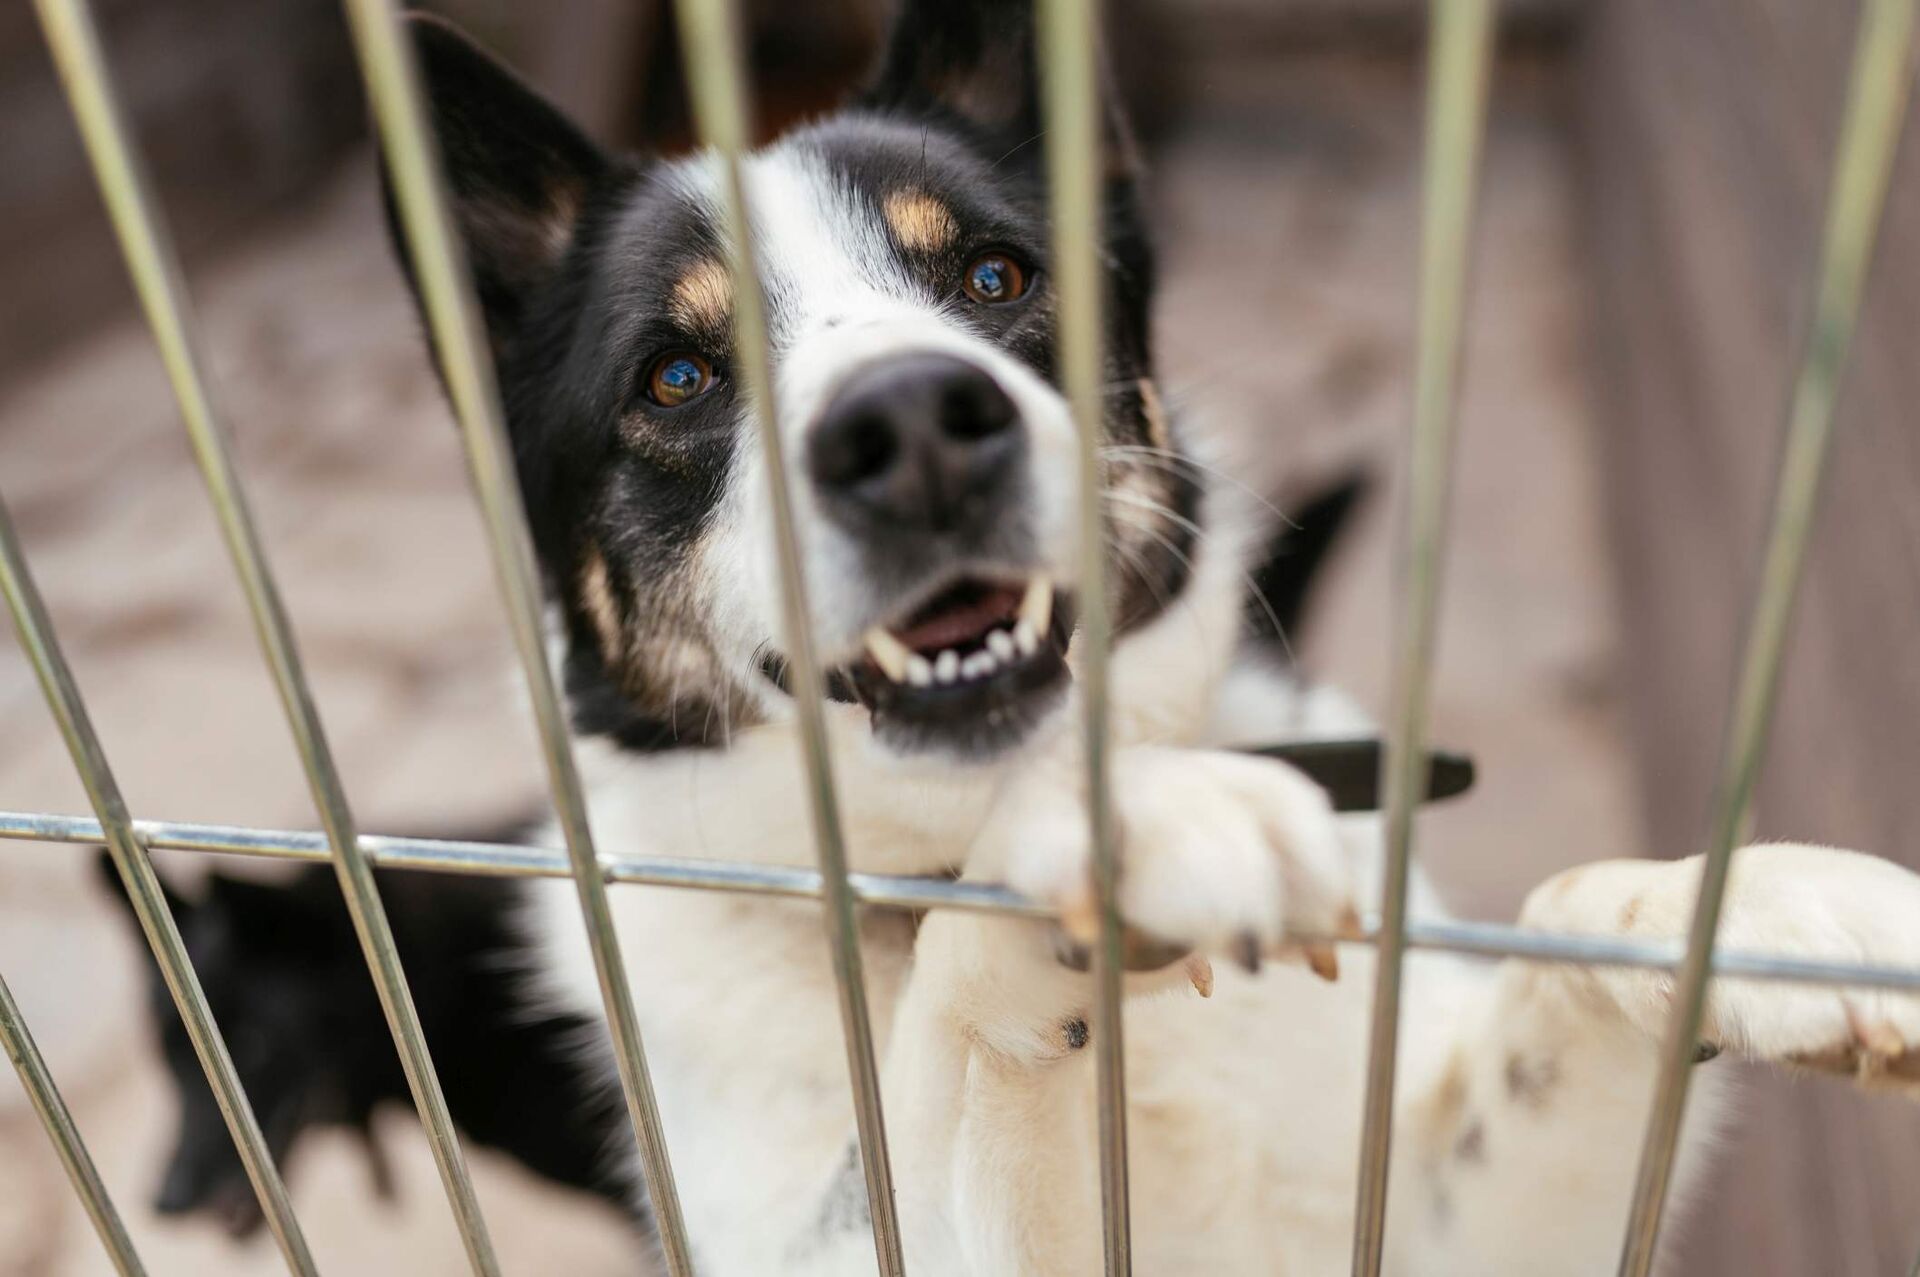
top-left (389, 15), bottom-right (616, 357)
top-left (861, 0), bottom-right (1040, 133)
top-left (1244, 471), bottom-right (1371, 651)
top-left (861, 0), bottom-right (1137, 166)
top-left (94, 849), bottom-right (192, 922)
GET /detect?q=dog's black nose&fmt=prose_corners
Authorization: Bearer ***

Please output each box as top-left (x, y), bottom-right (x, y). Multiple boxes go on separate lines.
top-left (807, 353), bottom-right (1021, 532)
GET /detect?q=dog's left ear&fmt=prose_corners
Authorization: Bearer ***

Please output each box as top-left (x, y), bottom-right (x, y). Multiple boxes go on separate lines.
top-left (860, 0), bottom-right (1139, 171)
top-left (1244, 471), bottom-right (1371, 650)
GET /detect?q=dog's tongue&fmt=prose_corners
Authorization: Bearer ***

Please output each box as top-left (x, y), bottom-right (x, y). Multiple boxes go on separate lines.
top-left (891, 582), bottom-right (1022, 653)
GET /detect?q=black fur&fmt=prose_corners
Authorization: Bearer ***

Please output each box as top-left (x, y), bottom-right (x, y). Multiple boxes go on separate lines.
top-left (1243, 472), bottom-right (1369, 651)
top-left (97, 846), bottom-right (630, 1234)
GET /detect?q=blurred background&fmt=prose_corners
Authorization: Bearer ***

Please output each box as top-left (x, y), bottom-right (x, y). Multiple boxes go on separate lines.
top-left (3, 0), bottom-right (1919, 1273)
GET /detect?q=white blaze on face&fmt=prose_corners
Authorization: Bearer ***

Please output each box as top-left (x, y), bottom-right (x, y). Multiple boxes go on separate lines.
top-left (687, 141), bottom-right (1081, 689)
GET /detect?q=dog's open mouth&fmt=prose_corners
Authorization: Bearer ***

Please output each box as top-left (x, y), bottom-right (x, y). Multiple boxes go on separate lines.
top-left (763, 572), bottom-right (1076, 756)
top-left (851, 572), bottom-right (1077, 754)
top-left (859, 574), bottom-right (1059, 688)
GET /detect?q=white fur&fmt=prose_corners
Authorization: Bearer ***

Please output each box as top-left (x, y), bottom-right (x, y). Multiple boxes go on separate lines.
top-left (682, 143), bottom-right (1083, 682)
top-left (524, 506), bottom-right (1920, 1273)
top-left (521, 149), bottom-right (1920, 1275)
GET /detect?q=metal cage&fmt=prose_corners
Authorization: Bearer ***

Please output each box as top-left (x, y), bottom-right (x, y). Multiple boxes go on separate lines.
top-left (2, 1), bottom-right (1917, 1275)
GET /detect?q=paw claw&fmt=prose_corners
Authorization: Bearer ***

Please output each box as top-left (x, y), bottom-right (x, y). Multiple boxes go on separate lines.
top-left (1048, 921), bottom-right (1193, 977)
top-left (1185, 954), bottom-right (1215, 999)
top-left (1059, 888), bottom-right (1100, 947)
top-left (1050, 929), bottom-right (1092, 973)
top-left (1302, 942), bottom-right (1340, 983)
top-left (1784, 1007), bottom-right (1920, 1092)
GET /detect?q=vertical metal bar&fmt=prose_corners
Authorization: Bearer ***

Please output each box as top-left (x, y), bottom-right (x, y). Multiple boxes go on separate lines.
top-left (1615, 3), bottom-right (1918, 1272)
top-left (1037, 0), bottom-right (1130, 1271)
top-left (28, 2), bottom-right (502, 1268)
top-left (0, 970), bottom-right (147, 1277)
top-left (0, 500), bottom-right (318, 1277)
top-left (336, 4), bottom-right (695, 1272)
top-left (667, 3), bottom-right (905, 1273)
top-left (1349, 2), bottom-right (1496, 1273)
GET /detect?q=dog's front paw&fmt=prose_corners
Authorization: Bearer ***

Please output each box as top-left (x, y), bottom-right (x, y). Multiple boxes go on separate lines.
top-left (977, 746), bottom-right (1358, 983)
top-left (1523, 844), bottom-right (1920, 1090)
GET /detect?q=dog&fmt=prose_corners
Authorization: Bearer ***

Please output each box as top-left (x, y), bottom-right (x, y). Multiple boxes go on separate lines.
top-left (105, 477), bottom-right (1373, 1235)
top-left (98, 847), bottom-right (632, 1235)
top-left (278, 5), bottom-right (1920, 1272)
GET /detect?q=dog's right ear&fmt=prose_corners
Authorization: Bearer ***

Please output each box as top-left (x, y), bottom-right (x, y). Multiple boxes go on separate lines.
top-left (861, 0), bottom-right (1043, 135)
top-left (389, 15), bottom-right (617, 357)
top-left (861, 1), bottom-right (1141, 174)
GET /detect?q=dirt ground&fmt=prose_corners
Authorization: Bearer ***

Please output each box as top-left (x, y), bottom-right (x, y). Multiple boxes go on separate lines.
top-left (0, 59), bottom-right (1641, 1276)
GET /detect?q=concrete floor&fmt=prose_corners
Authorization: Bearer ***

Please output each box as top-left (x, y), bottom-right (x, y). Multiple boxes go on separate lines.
top-left (0, 58), bottom-right (1645, 1276)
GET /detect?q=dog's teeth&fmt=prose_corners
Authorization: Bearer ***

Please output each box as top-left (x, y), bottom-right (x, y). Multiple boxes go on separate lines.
top-left (905, 654), bottom-right (933, 687)
top-left (863, 626), bottom-right (913, 682)
top-left (961, 651), bottom-right (996, 680)
top-left (1012, 620), bottom-right (1040, 656)
top-left (987, 629), bottom-right (1016, 661)
top-left (1019, 574), bottom-right (1054, 636)
top-left (934, 650), bottom-right (960, 683)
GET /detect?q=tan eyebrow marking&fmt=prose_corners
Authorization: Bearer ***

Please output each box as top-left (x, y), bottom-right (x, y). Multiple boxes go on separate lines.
top-left (671, 259), bottom-right (733, 335)
top-left (883, 189), bottom-right (959, 253)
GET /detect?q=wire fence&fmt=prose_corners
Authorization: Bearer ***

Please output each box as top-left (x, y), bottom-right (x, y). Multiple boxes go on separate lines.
top-left (1, 1), bottom-right (1916, 1275)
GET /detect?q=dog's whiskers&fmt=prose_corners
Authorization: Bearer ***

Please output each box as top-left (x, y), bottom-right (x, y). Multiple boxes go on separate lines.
top-left (1102, 441), bottom-right (1298, 532)
top-left (1106, 484), bottom-right (1299, 666)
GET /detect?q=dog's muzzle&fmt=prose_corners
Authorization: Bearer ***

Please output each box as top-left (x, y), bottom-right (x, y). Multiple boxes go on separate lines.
top-left (806, 351), bottom-right (1025, 545)
top-left (797, 352), bottom-right (1073, 758)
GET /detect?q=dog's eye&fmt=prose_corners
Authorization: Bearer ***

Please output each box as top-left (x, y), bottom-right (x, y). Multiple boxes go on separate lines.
top-left (645, 352), bottom-right (717, 407)
top-left (962, 252), bottom-right (1029, 305)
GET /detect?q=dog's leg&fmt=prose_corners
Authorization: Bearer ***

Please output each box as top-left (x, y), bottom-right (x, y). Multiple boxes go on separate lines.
top-left (561, 735), bottom-right (1355, 1274)
top-left (859, 744), bottom-right (1359, 1275)
top-left (1385, 843), bottom-right (1920, 1276)
top-left (878, 910), bottom-right (1106, 1275)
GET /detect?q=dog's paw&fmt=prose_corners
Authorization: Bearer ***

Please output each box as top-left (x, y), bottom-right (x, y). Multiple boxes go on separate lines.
top-left (975, 746), bottom-right (1359, 983)
top-left (1522, 843), bottom-right (1920, 1091)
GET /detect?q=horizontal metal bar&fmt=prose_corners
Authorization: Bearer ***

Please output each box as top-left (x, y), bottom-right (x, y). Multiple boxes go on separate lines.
top-left (336, 3), bottom-right (695, 1269)
top-left (31, 0), bottom-right (500, 1265)
top-left (1615, 2), bottom-right (1919, 1273)
top-left (0, 500), bottom-right (317, 1276)
top-left (1351, 1), bottom-right (1497, 1273)
top-left (0, 969), bottom-right (147, 1277)
top-left (11, 811), bottom-right (1920, 993)
top-left (667, 1), bottom-right (905, 1269)
top-left (0, 809), bottom-right (1046, 912)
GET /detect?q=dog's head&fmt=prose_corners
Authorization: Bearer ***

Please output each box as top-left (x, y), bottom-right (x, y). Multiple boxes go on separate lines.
top-left (96, 857), bottom-right (391, 1235)
top-left (397, 1), bottom-right (1197, 763)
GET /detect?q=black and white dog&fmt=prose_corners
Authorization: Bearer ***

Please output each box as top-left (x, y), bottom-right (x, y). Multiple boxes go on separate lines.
top-left (119, 4), bottom-right (1920, 1272)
